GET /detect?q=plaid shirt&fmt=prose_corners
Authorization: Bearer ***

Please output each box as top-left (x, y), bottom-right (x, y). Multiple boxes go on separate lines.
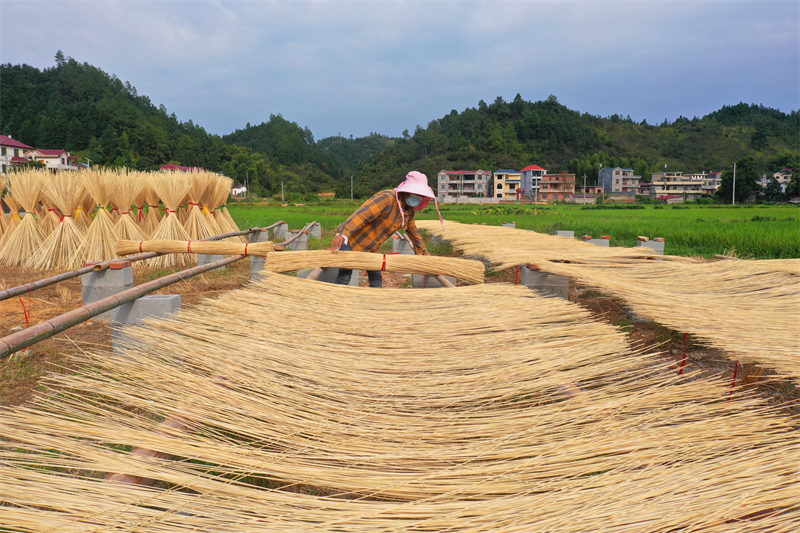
top-left (336, 190), bottom-right (428, 255)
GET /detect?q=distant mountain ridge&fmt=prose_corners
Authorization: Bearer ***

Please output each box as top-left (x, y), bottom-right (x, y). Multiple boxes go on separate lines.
top-left (1, 54), bottom-right (796, 199)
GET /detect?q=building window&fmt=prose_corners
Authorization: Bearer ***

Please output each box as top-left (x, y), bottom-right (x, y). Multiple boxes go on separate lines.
top-left (1, 147), bottom-right (6, 156)
top-left (496, 183), bottom-right (502, 190)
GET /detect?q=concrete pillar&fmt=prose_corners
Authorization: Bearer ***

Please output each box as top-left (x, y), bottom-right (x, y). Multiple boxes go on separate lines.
top-left (637, 237), bottom-right (665, 254)
top-left (554, 230), bottom-right (574, 238)
top-left (273, 222), bottom-right (289, 242)
top-left (521, 265), bottom-right (569, 299)
top-left (583, 235), bottom-right (611, 247)
top-left (286, 230), bottom-right (309, 251)
top-left (249, 228), bottom-right (272, 279)
top-left (412, 274), bottom-right (456, 288)
top-left (111, 294), bottom-right (181, 355)
top-left (298, 268), bottom-right (360, 286)
top-left (392, 235), bottom-right (415, 255)
top-left (81, 261), bottom-right (133, 321)
top-left (308, 222), bottom-right (322, 239)
top-left (197, 253), bottom-right (226, 270)
top-left (501, 222), bottom-right (516, 228)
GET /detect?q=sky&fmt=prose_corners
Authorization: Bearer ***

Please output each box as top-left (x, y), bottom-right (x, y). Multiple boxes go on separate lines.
top-left (1, 0), bottom-right (798, 140)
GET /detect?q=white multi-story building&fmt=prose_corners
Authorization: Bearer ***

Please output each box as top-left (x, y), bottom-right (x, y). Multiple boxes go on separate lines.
top-left (649, 172), bottom-right (705, 202)
top-left (24, 148), bottom-right (78, 171)
top-left (437, 170), bottom-right (492, 203)
top-left (519, 165), bottom-right (547, 201)
top-left (0, 135), bottom-right (33, 175)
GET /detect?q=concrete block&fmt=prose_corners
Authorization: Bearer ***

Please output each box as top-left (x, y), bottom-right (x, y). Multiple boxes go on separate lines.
top-left (392, 236), bottom-right (414, 255)
top-left (521, 266), bottom-right (569, 299)
top-left (111, 294), bottom-right (182, 355)
top-left (501, 222), bottom-right (516, 228)
top-left (431, 234), bottom-right (446, 245)
top-left (249, 229), bottom-right (272, 279)
top-left (589, 238), bottom-right (610, 247)
top-left (298, 267), bottom-right (360, 286)
top-left (197, 253), bottom-right (226, 270)
top-left (286, 231), bottom-right (309, 251)
top-left (555, 230), bottom-right (574, 238)
top-left (637, 239), bottom-right (665, 254)
top-left (412, 274), bottom-right (457, 288)
top-left (273, 222), bottom-right (289, 242)
top-left (308, 223), bottom-right (322, 239)
top-left (81, 262), bottom-right (133, 320)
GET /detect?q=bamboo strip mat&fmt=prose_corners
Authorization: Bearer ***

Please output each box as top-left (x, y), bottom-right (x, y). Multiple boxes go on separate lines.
top-left (1, 273), bottom-right (798, 531)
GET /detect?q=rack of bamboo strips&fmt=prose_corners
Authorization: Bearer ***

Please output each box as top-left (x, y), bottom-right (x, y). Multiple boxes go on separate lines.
top-left (0, 188), bottom-right (10, 240)
top-left (108, 168), bottom-right (145, 243)
top-left (0, 274), bottom-right (798, 531)
top-left (183, 171), bottom-right (216, 241)
top-left (0, 191), bottom-right (20, 249)
top-left (418, 219), bottom-right (800, 382)
top-left (70, 170), bottom-right (119, 265)
top-left (265, 250), bottom-right (485, 284)
top-left (25, 171), bottom-right (86, 270)
top-left (141, 173), bottom-right (162, 237)
top-left (145, 171), bottom-right (193, 269)
top-left (117, 239), bottom-right (273, 257)
top-left (0, 170), bottom-right (45, 268)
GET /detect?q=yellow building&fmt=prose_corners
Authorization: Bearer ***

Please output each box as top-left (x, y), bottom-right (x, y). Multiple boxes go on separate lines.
top-left (492, 169), bottom-right (522, 200)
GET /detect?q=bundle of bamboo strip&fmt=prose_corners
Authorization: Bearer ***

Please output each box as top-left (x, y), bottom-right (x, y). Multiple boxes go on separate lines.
top-left (145, 172), bottom-right (192, 268)
top-left (200, 173), bottom-right (226, 237)
top-left (0, 170), bottom-right (45, 268)
top-left (0, 194), bottom-right (6, 237)
top-left (70, 170), bottom-right (120, 264)
top-left (75, 183), bottom-right (93, 230)
top-left (183, 171), bottom-right (216, 240)
top-left (38, 201), bottom-right (60, 235)
top-left (0, 191), bottom-right (21, 249)
top-left (265, 250), bottom-right (485, 284)
top-left (109, 169), bottom-right (145, 242)
top-left (134, 182), bottom-right (147, 226)
top-left (211, 176), bottom-right (244, 242)
top-left (25, 171), bottom-right (86, 270)
top-left (141, 173), bottom-right (162, 237)
top-left (116, 239), bottom-right (273, 257)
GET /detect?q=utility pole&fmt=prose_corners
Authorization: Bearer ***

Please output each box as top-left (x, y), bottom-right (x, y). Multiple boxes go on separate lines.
top-left (732, 162), bottom-right (736, 205)
top-left (281, 182), bottom-right (284, 205)
top-left (582, 173), bottom-right (586, 203)
top-left (350, 175), bottom-right (353, 201)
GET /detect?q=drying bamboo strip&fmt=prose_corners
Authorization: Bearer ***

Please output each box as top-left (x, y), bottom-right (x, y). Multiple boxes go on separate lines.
top-left (25, 171), bottom-right (86, 270)
top-left (142, 174), bottom-right (162, 237)
top-left (116, 239), bottom-right (274, 257)
top-left (264, 249), bottom-right (485, 284)
top-left (109, 169), bottom-right (145, 242)
top-left (70, 170), bottom-right (120, 265)
top-left (0, 170), bottom-right (45, 268)
top-left (418, 220), bottom-right (800, 380)
top-left (146, 172), bottom-right (192, 269)
top-left (0, 274), bottom-right (798, 531)
top-left (0, 191), bottom-right (21, 249)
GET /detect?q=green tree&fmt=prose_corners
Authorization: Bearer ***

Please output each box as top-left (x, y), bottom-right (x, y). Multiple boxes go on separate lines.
top-left (717, 157), bottom-right (760, 203)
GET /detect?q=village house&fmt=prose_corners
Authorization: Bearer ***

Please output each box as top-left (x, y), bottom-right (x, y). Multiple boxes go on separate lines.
top-left (230, 183), bottom-right (247, 198)
top-left (598, 167), bottom-right (640, 195)
top-left (492, 169), bottom-right (522, 200)
top-left (437, 170), bottom-right (492, 203)
top-left (649, 172), bottom-right (705, 203)
top-left (0, 135), bottom-right (34, 175)
top-left (519, 165), bottom-right (547, 201)
top-left (24, 148), bottom-right (78, 171)
top-left (539, 171), bottom-right (576, 203)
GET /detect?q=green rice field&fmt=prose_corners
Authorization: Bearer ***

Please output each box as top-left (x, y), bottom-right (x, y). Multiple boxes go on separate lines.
top-left (228, 202), bottom-right (800, 259)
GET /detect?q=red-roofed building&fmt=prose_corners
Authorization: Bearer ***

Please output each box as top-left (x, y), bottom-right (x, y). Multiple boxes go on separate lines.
top-left (25, 148), bottom-right (78, 171)
top-left (0, 135), bottom-right (34, 175)
top-left (520, 164), bottom-right (548, 201)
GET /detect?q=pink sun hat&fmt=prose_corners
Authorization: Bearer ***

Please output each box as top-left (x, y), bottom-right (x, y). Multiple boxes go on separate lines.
top-left (394, 171), bottom-right (444, 229)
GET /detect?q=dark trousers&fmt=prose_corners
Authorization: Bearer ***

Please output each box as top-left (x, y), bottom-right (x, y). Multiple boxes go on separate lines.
top-left (335, 243), bottom-right (383, 287)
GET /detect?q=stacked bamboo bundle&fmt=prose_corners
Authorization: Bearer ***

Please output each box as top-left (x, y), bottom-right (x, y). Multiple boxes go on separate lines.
top-left (117, 239), bottom-right (273, 257)
top-left (0, 168), bottom-right (241, 270)
top-left (26, 171), bottom-right (86, 270)
top-left (0, 170), bottom-right (45, 267)
top-left (0, 274), bottom-right (798, 531)
top-left (183, 171), bottom-right (216, 240)
top-left (146, 171), bottom-right (193, 269)
top-left (418, 220), bottom-right (800, 380)
top-left (265, 250), bottom-right (485, 284)
top-left (71, 170), bottom-right (119, 265)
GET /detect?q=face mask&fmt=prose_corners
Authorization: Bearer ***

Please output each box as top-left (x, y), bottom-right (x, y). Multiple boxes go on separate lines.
top-left (406, 194), bottom-right (422, 208)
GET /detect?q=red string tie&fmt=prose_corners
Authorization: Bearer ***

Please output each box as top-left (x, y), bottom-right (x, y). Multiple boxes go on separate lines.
top-left (120, 211), bottom-right (131, 215)
top-left (138, 241), bottom-right (143, 253)
top-left (187, 241), bottom-right (192, 253)
top-left (59, 214), bottom-right (73, 222)
top-left (381, 254), bottom-right (387, 271)
top-left (243, 243), bottom-right (249, 256)
top-left (165, 209), bottom-right (176, 217)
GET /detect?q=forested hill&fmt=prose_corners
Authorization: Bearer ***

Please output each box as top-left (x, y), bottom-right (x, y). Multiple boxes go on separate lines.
top-left (354, 96), bottom-right (799, 192)
top-left (0, 55), bottom-right (346, 198)
top-left (1, 55), bottom-right (797, 199)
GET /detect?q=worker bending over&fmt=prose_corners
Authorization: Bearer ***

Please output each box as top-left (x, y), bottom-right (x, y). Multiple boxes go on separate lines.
top-left (331, 171), bottom-right (443, 287)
